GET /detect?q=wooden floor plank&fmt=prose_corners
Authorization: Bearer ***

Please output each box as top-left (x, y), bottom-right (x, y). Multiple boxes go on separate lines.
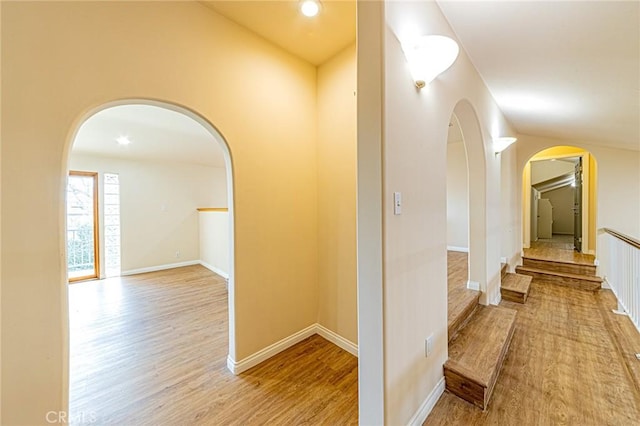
top-left (69, 265), bottom-right (358, 425)
top-left (448, 251), bottom-right (481, 340)
top-left (524, 239), bottom-right (595, 265)
top-left (427, 279), bottom-right (640, 425)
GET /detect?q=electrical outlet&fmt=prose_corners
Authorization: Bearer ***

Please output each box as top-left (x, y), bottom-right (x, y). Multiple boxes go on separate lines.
top-left (175, 250), bottom-right (180, 258)
top-left (425, 335), bottom-right (434, 357)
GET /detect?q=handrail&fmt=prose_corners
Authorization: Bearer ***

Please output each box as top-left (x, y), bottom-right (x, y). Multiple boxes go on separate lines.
top-left (603, 228), bottom-right (640, 250)
top-left (197, 207), bottom-right (229, 212)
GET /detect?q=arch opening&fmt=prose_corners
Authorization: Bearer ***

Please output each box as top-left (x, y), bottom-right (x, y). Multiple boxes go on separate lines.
top-left (521, 145), bottom-right (598, 257)
top-left (447, 100), bottom-right (490, 305)
top-left (62, 99), bottom-right (236, 416)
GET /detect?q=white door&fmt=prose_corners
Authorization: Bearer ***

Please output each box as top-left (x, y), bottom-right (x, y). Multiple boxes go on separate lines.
top-left (537, 198), bottom-right (553, 239)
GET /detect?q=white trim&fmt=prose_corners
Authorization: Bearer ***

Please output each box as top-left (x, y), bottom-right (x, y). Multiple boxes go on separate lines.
top-left (447, 246), bottom-right (469, 253)
top-left (120, 260), bottom-right (200, 276)
top-left (500, 256), bottom-right (507, 264)
top-left (467, 280), bottom-right (480, 291)
top-left (199, 260), bottom-right (229, 279)
top-left (227, 324), bottom-right (317, 375)
top-left (227, 323), bottom-right (359, 375)
top-left (406, 377), bottom-right (445, 426)
top-left (316, 324), bottom-right (358, 357)
top-left (492, 291), bottom-right (502, 306)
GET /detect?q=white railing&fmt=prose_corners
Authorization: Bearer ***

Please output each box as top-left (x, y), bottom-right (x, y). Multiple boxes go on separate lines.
top-left (604, 228), bottom-right (640, 332)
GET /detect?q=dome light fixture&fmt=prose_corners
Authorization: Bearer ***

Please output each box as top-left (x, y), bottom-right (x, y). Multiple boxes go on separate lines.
top-left (401, 35), bottom-right (459, 89)
top-left (493, 136), bottom-right (517, 154)
top-left (300, 0), bottom-right (321, 18)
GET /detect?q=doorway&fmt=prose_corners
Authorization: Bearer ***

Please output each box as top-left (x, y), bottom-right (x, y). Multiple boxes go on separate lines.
top-left (67, 171), bottom-right (100, 281)
top-left (65, 100), bottom-right (236, 421)
top-left (523, 146), bottom-right (597, 257)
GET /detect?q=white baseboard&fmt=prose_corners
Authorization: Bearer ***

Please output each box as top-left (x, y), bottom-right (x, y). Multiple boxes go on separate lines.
top-left (316, 324), bottom-right (358, 357)
top-left (407, 377), bottom-right (445, 426)
top-left (500, 256), bottom-right (507, 264)
top-left (447, 246), bottom-right (469, 253)
top-left (227, 323), bottom-right (359, 375)
top-left (227, 324), bottom-right (317, 375)
top-left (121, 260), bottom-right (200, 276)
top-left (467, 280), bottom-right (480, 291)
top-left (199, 260), bottom-right (229, 279)
top-left (492, 291), bottom-right (502, 306)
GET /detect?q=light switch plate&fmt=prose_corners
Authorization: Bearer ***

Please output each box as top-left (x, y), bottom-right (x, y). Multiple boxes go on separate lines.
top-left (394, 192), bottom-right (402, 215)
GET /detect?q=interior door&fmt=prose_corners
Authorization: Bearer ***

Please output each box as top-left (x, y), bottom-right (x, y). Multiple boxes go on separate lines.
top-left (537, 199), bottom-right (553, 239)
top-left (573, 158), bottom-right (583, 252)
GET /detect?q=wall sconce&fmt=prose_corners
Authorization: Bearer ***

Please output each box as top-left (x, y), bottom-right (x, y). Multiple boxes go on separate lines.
top-left (493, 137), bottom-right (517, 154)
top-left (401, 35), bottom-right (459, 89)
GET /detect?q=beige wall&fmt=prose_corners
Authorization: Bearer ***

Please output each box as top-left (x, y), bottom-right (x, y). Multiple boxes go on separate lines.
top-left (70, 153), bottom-right (226, 275)
top-left (199, 211), bottom-right (230, 278)
top-left (500, 146), bottom-right (521, 267)
top-left (1, 2), bottom-right (319, 423)
top-left (446, 142), bottom-right (469, 249)
top-left (356, 2), bottom-right (518, 423)
top-left (317, 44), bottom-right (358, 344)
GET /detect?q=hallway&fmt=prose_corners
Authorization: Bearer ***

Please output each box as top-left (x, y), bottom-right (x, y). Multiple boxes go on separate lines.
top-left (526, 237), bottom-right (595, 265)
top-left (428, 254), bottom-right (640, 424)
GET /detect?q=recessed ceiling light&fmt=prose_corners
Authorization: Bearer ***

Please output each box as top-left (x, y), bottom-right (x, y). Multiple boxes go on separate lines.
top-left (116, 136), bottom-right (131, 146)
top-left (300, 0), bottom-right (320, 17)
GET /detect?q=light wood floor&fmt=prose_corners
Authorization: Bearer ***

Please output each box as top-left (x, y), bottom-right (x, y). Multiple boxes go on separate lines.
top-left (526, 237), bottom-right (595, 265)
top-left (428, 272), bottom-right (640, 424)
top-left (69, 265), bottom-right (358, 425)
top-left (448, 251), bottom-right (480, 336)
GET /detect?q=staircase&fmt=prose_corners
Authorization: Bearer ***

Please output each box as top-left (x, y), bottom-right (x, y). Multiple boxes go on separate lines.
top-left (516, 254), bottom-right (602, 291)
top-left (446, 280), bottom-right (517, 410)
top-left (500, 263), bottom-right (531, 303)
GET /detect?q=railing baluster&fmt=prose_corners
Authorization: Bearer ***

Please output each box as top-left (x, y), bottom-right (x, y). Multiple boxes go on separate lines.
top-left (605, 228), bottom-right (640, 332)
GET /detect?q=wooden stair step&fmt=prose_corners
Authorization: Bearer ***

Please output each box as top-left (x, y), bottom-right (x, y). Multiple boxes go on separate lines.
top-left (444, 305), bottom-right (517, 410)
top-left (522, 255), bottom-right (597, 276)
top-left (448, 288), bottom-right (481, 343)
top-left (501, 273), bottom-right (531, 304)
top-left (500, 262), bottom-right (508, 280)
top-left (515, 265), bottom-right (602, 292)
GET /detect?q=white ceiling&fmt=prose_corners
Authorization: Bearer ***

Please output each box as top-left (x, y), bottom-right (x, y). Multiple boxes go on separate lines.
top-left (73, 105), bottom-right (226, 168)
top-left (202, 0), bottom-right (356, 65)
top-left (438, 1), bottom-right (639, 150)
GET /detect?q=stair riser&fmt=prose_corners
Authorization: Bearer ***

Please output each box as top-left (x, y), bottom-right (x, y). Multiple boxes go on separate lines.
top-left (500, 264), bottom-right (508, 280)
top-left (501, 288), bottom-right (527, 304)
top-left (522, 258), bottom-right (596, 276)
top-left (448, 302), bottom-right (478, 343)
top-left (515, 267), bottom-right (601, 291)
top-left (444, 368), bottom-right (487, 409)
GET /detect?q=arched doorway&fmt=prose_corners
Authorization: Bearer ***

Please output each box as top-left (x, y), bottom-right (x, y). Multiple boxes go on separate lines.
top-left (448, 100), bottom-right (490, 304)
top-left (522, 146), bottom-right (598, 256)
top-left (63, 99), bottom-right (236, 420)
